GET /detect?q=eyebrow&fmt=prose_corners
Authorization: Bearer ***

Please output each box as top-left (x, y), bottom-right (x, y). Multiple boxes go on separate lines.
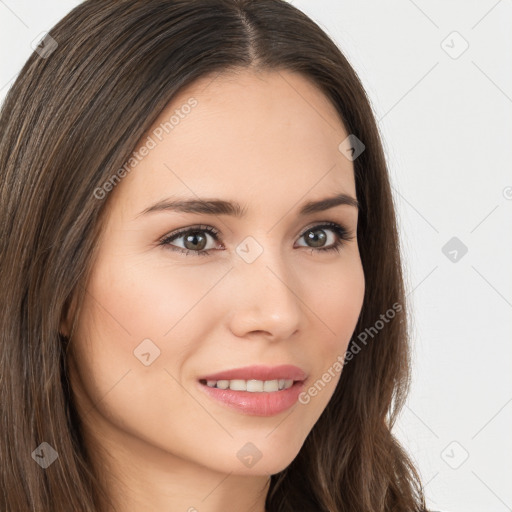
top-left (136, 192), bottom-right (359, 219)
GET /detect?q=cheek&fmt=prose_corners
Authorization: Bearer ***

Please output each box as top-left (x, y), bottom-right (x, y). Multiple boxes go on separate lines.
top-left (85, 251), bottom-right (222, 341)
top-left (308, 254), bottom-right (365, 353)
top-left (295, 255), bottom-right (364, 413)
top-left (71, 253), bottom-right (229, 408)
top-left (68, 261), bottom-right (211, 453)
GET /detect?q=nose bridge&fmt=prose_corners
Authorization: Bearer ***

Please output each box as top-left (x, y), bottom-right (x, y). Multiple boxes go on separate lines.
top-left (229, 236), bottom-right (303, 337)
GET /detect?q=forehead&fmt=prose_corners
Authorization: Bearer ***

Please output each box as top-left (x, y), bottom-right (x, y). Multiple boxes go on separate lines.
top-left (112, 69), bottom-right (356, 217)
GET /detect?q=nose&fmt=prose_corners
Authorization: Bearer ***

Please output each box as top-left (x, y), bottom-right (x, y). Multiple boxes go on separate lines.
top-left (226, 244), bottom-right (303, 341)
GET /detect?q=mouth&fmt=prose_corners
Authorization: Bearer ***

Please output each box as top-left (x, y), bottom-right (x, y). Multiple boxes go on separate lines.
top-left (196, 365), bottom-right (308, 416)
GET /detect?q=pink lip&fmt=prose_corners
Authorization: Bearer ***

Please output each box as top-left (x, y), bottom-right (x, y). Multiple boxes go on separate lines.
top-left (197, 380), bottom-right (306, 416)
top-left (198, 364), bottom-right (308, 382)
top-left (196, 364), bottom-right (308, 417)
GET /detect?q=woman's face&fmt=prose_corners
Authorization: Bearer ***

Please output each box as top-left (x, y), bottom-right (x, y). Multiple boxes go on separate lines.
top-left (65, 69), bottom-right (365, 480)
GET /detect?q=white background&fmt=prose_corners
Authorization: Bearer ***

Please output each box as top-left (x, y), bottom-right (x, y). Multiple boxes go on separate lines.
top-left (1, 1), bottom-right (511, 512)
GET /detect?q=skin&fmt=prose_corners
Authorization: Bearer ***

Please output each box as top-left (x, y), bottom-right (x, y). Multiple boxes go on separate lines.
top-left (62, 68), bottom-right (365, 512)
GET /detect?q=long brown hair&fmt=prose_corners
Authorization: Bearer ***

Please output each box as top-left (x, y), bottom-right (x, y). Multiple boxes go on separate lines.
top-left (0, 1), bottom-right (428, 510)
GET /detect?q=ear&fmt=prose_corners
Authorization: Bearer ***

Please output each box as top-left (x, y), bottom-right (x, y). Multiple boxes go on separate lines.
top-left (59, 292), bottom-right (78, 338)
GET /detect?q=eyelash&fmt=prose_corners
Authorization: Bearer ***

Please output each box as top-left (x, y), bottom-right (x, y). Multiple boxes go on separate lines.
top-left (158, 221), bottom-right (354, 257)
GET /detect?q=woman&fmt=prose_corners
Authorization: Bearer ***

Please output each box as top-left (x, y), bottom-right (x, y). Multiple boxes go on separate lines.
top-left (0, 1), bottom-right (433, 510)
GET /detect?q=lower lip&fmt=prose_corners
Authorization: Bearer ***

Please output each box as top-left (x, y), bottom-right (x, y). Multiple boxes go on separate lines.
top-left (197, 380), bottom-right (306, 416)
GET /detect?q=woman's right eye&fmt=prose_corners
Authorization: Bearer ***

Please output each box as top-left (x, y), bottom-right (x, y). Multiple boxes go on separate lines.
top-left (159, 225), bottom-right (222, 257)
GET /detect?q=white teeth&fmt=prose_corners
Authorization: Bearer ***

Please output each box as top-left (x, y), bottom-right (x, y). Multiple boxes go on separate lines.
top-left (229, 379), bottom-right (246, 391)
top-left (247, 380), bottom-right (264, 392)
top-left (204, 378), bottom-right (294, 392)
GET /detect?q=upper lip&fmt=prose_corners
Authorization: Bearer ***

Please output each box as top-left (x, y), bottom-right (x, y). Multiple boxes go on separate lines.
top-left (199, 364), bottom-right (308, 382)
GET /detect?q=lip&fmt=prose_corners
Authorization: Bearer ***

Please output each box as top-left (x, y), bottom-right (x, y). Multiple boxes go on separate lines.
top-left (197, 379), bottom-right (306, 416)
top-left (197, 364), bottom-right (308, 417)
top-left (198, 364), bottom-right (308, 382)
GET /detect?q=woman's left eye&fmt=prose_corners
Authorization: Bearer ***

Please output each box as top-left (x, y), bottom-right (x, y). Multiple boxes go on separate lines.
top-left (158, 222), bottom-right (354, 257)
